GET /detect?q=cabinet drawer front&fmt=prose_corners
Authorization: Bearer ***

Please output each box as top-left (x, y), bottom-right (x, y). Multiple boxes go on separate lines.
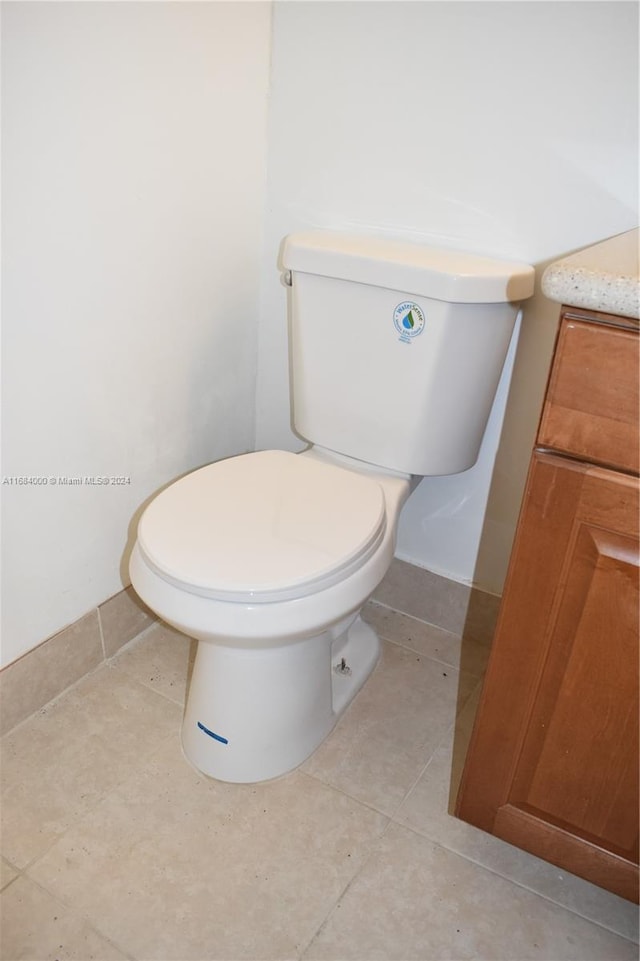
top-left (539, 317), bottom-right (639, 472)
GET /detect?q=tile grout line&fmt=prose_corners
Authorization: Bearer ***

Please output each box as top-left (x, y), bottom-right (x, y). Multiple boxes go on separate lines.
top-left (393, 818), bottom-right (640, 947)
top-left (17, 871), bottom-right (137, 961)
top-left (368, 599), bottom-right (462, 634)
top-left (96, 605), bottom-right (107, 661)
top-left (367, 598), bottom-right (495, 649)
top-left (104, 616), bottom-right (162, 665)
top-left (0, 871), bottom-right (20, 895)
top-left (291, 769), bottom-right (421, 958)
top-left (295, 818), bottom-right (398, 961)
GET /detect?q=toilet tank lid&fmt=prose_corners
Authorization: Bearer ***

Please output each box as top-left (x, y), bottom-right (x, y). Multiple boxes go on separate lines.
top-left (281, 230), bottom-right (535, 304)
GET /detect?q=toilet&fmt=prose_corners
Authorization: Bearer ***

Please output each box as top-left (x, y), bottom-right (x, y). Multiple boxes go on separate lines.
top-left (129, 230), bottom-right (534, 783)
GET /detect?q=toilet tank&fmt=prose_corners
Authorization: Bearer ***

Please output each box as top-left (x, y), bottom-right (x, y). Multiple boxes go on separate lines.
top-left (281, 231), bottom-right (535, 476)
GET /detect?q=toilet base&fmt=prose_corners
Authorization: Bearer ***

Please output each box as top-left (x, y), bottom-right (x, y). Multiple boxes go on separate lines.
top-left (181, 615), bottom-right (380, 783)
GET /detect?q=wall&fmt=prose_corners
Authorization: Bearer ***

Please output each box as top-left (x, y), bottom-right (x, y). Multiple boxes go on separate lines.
top-left (1, 2), bottom-right (272, 666)
top-left (255, 1), bottom-right (638, 592)
top-left (2, 1), bottom-right (638, 669)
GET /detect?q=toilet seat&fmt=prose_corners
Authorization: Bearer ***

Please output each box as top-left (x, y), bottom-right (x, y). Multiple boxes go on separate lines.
top-left (137, 450), bottom-right (386, 603)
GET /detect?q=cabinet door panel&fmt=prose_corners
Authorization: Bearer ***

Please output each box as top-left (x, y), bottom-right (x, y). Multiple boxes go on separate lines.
top-left (456, 453), bottom-right (639, 901)
top-left (513, 522), bottom-right (639, 853)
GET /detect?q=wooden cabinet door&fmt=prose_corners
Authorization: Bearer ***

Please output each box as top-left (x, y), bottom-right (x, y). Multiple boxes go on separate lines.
top-left (456, 452), bottom-right (639, 902)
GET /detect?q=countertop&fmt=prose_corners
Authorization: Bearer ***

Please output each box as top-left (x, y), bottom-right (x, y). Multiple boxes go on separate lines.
top-left (542, 228), bottom-right (639, 319)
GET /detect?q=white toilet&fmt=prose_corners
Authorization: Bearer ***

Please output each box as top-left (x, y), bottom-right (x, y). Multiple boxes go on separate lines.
top-left (129, 231), bottom-right (534, 783)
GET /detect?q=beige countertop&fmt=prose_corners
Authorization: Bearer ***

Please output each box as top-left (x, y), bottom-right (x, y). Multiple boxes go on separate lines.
top-left (542, 228), bottom-right (639, 319)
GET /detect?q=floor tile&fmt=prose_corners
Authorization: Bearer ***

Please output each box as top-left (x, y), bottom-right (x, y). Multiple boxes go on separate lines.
top-left (1, 666), bottom-right (181, 868)
top-left (0, 875), bottom-right (128, 960)
top-left (5, 596), bottom-right (637, 961)
top-left (363, 601), bottom-right (491, 676)
top-left (27, 736), bottom-right (388, 961)
top-left (110, 621), bottom-right (195, 706)
top-left (302, 639), bottom-right (477, 816)
top-left (394, 689), bottom-right (640, 944)
top-left (302, 822), bottom-right (638, 960)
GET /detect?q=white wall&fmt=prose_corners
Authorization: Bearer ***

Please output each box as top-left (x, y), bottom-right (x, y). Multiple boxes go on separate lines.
top-left (3, 1), bottom-right (638, 668)
top-left (256, 0), bottom-right (638, 592)
top-left (1, 2), bottom-right (272, 666)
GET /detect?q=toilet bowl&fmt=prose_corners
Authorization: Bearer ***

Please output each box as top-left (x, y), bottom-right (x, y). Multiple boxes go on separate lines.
top-left (129, 229), bottom-right (535, 783)
top-left (130, 447), bottom-right (411, 782)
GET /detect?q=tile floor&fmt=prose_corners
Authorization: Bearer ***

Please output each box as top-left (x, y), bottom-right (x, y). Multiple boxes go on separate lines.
top-left (1, 601), bottom-right (638, 961)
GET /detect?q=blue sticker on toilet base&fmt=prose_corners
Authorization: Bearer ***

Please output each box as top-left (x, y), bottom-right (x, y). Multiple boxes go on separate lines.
top-left (197, 721), bottom-right (229, 744)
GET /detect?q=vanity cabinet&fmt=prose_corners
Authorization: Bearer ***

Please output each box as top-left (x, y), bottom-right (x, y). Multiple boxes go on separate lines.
top-left (456, 306), bottom-right (639, 903)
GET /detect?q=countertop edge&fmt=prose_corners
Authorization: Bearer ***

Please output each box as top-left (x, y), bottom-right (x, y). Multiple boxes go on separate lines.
top-left (541, 228), bottom-right (639, 319)
top-left (542, 263), bottom-right (640, 320)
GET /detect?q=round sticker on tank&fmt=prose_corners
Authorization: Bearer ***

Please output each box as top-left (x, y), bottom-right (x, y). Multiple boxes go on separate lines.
top-left (393, 302), bottom-right (425, 344)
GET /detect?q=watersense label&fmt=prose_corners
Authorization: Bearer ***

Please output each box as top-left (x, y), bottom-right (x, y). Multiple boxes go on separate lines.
top-left (393, 302), bottom-right (425, 344)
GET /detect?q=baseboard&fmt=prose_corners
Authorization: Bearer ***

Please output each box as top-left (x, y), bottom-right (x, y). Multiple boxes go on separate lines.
top-left (372, 558), bottom-right (500, 645)
top-left (0, 587), bottom-right (156, 737)
top-left (0, 561), bottom-right (500, 738)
